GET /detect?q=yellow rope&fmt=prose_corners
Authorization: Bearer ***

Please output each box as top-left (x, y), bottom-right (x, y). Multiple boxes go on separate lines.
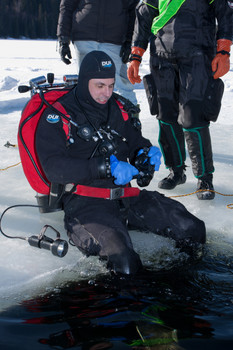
top-left (0, 162), bottom-right (21, 171)
top-left (1, 142), bottom-right (20, 170)
top-left (169, 189), bottom-right (233, 198)
top-left (1, 163), bottom-right (233, 208)
top-left (169, 189), bottom-right (233, 209)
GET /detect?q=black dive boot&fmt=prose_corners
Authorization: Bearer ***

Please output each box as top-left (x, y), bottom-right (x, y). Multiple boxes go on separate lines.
top-left (158, 167), bottom-right (186, 190)
top-left (196, 174), bottom-right (215, 200)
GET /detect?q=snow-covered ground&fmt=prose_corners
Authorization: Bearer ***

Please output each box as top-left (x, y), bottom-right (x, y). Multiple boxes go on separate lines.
top-left (0, 39), bottom-right (233, 310)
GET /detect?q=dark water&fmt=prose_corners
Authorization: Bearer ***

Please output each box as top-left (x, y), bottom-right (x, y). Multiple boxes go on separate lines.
top-left (0, 235), bottom-right (233, 350)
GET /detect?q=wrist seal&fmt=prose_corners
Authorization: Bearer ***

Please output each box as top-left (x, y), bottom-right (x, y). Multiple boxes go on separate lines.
top-left (129, 54), bottom-right (142, 63)
top-left (58, 36), bottom-right (70, 44)
top-left (216, 50), bottom-right (230, 56)
top-left (98, 157), bottom-right (111, 178)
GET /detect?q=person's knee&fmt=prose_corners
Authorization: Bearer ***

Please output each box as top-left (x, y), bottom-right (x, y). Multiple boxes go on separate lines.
top-left (166, 216), bottom-right (206, 256)
top-left (169, 213), bottom-right (206, 245)
top-left (157, 98), bottom-right (179, 123)
top-left (185, 219), bottom-right (206, 245)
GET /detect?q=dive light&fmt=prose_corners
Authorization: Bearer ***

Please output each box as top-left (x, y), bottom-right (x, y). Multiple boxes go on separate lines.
top-left (28, 224), bottom-right (68, 258)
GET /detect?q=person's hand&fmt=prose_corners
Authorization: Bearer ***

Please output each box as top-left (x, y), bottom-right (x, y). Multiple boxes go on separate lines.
top-left (120, 41), bottom-right (131, 64)
top-left (212, 39), bottom-right (232, 79)
top-left (137, 146), bottom-right (161, 171)
top-left (127, 61), bottom-right (141, 84)
top-left (127, 47), bottom-right (145, 84)
top-left (147, 146), bottom-right (162, 171)
top-left (135, 147), bottom-right (159, 187)
top-left (59, 40), bottom-right (72, 65)
top-left (110, 155), bottom-right (139, 185)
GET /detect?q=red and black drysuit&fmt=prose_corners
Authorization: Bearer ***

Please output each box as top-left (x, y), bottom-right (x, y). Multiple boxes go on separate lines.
top-left (36, 66), bottom-right (205, 276)
top-left (131, 0), bottom-right (233, 180)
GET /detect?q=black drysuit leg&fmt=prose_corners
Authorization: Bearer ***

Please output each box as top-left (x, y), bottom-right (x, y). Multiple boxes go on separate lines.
top-left (64, 196), bottom-right (142, 275)
top-left (151, 54), bottom-right (213, 175)
top-left (150, 57), bottom-right (186, 171)
top-left (158, 120), bottom-right (186, 170)
top-left (128, 190), bottom-right (206, 250)
top-left (184, 126), bottom-right (214, 178)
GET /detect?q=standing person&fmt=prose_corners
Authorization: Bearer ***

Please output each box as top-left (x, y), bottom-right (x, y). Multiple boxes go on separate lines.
top-left (57, 0), bottom-right (139, 111)
top-left (127, 0), bottom-right (233, 200)
top-left (35, 50), bottom-right (206, 275)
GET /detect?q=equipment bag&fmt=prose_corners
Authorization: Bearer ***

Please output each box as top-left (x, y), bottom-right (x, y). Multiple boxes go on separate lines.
top-left (143, 74), bottom-right (159, 116)
top-left (18, 89), bottom-right (71, 196)
top-left (202, 77), bottom-right (224, 122)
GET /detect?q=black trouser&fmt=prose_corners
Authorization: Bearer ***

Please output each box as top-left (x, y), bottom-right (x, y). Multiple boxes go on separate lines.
top-left (64, 190), bottom-right (206, 275)
top-left (150, 53), bottom-right (215, 177)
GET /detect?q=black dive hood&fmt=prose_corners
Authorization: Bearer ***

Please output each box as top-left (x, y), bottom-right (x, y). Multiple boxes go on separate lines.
top-left (75, 50), bottom-right (116, 108)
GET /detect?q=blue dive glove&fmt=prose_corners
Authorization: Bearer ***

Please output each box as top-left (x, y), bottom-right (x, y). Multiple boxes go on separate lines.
top-left (110, 155), bottom-right (139, 185)
top-left (147, 146), bottom-right (162, 171)
top-left (138, 146), bottom-right (162, 171)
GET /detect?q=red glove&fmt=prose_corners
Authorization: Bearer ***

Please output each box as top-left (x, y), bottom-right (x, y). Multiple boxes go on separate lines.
top-left (212, 39), bottom-right (232, 79)
top-left (127, 47), bottom-right (145, 84)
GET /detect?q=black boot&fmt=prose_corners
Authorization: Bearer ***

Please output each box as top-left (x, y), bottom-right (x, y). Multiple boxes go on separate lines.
top-left (196, 174), bottom-right (215, 200)
top-left (158, 167), bottom-right (186, 190)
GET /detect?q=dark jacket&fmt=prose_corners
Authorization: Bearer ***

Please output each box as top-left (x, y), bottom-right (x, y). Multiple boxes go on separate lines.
top-left (35, 88), bottom-right (151, 189)
top-left (132, 0), bottom-right (233, 58)
top-left (57, 0), bottom-right (140, 45)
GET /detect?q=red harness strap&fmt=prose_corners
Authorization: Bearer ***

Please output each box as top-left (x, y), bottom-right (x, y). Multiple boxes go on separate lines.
top-left (72, 185), bottom-right (140, 200)
top-left (115, 100), bottom-right (129, 121)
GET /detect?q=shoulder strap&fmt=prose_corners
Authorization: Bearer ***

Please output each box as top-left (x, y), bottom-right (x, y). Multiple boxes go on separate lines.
top-left (113, 92), bottom-right (140, 119)
top-left (115, 100), bottom-right (129, 121)
top-left (52, 101), bottom-right (71, 142)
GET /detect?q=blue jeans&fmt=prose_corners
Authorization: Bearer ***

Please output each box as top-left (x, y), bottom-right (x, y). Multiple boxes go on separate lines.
top-left (73, 41), bottom-right (137, 105)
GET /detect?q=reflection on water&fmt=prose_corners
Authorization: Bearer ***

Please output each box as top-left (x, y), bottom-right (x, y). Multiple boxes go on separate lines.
top-left (0, 233), bottom-right (233, 350)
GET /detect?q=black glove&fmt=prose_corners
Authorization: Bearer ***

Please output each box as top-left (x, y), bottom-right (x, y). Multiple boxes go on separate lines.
top-left (120, 41), bottom-right (131, 64)
top-left (59, 39), bottom-right (72, 65)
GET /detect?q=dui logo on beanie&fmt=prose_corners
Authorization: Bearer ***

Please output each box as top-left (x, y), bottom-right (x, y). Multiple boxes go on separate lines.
top-left (101, 60), bottom-right (112, 68)
top-left (46, 114), bottom-right (60, 123)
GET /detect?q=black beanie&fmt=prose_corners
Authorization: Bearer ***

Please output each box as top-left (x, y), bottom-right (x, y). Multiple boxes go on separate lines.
top-left (76, 50), bottom-right (116, 108)
top-left (79, 50), bottom-right (116, 81)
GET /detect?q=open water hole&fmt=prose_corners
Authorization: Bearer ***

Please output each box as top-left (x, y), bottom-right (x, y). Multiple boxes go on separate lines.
top-left (0, 233), bottom-right (233, 350)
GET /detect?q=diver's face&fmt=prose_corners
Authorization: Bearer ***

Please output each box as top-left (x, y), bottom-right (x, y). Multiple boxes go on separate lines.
top-left (88, 78), bottom-right (115, 104)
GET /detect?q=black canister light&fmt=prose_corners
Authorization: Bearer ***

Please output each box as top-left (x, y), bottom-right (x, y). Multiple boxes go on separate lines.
top-left (28, 224), bottom-right (68, 258)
